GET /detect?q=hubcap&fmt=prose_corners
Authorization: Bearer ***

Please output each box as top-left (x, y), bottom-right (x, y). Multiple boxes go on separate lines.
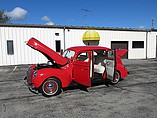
top-left (43, 80), bottom-right (58, 95)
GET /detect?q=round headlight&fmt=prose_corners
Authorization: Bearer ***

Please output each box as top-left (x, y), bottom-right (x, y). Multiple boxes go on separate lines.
top-left (33, 71), bottom-right (37, 78)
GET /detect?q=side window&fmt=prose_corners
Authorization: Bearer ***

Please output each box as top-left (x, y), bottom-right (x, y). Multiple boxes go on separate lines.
top-left (107, 50), bottom-right (115, 59)
top-left (7, 40), bottom-right (14, 55)
top-left (77, 52), bottom-right (89, 62)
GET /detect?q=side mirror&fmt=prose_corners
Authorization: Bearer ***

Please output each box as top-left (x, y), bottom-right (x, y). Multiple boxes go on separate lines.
top-left (60, 49), bottom-right (63, 55)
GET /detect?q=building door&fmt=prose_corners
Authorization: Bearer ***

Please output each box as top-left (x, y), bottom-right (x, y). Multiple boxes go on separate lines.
top-left (111, 41), bottom-right (128, 59)
top-left (55, 40), bottom-right (61, 52)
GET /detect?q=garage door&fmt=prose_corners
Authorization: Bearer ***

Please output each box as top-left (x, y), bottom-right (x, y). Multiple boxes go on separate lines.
top-left (111, 41), bottom-right (128, 59)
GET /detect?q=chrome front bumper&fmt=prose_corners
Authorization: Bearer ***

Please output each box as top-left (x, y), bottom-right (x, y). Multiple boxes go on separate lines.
top-left (24, 67), bottom-right (39, 94)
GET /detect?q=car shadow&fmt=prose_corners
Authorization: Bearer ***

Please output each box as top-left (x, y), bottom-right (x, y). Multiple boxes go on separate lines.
top-left (63, 79), bottom-right (110, 92)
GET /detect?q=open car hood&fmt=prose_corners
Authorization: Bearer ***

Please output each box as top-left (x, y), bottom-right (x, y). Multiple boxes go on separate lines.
top-left (116, 49), bottom-right (128, 57)
top-left (27, 38), bottom-right (68, 66)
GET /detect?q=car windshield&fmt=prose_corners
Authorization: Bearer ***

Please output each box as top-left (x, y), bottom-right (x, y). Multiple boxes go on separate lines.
top-left (62, 50), bottom-right (75, 59)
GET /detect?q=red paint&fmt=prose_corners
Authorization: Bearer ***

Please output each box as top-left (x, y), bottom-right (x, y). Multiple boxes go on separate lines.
top-left (26, 38), bottom-right (128, 91)
top-left (27, 38), bottom-right (68, 66)
top-left (116, 49), bottom-right (128, 57)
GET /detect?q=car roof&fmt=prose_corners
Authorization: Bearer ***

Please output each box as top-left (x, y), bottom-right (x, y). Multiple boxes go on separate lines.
top-left (67, 46), bottom-right (110, 52)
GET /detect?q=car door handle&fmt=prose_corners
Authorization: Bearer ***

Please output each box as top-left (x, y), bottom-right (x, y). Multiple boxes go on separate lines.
top-left (106, 62), bottom-right (110, 66)
top-left (82, 68), bottom-right (89, 70)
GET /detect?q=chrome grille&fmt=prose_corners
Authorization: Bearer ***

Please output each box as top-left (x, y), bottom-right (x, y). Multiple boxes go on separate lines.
top-left (27, 67), bottom-right (33, 84)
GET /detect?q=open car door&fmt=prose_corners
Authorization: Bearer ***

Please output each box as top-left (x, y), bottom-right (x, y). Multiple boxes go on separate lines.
top-left (106, 50), bottom-right (116, 81)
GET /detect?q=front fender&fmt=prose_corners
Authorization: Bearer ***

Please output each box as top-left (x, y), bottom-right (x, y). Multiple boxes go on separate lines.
top-left (32, 68), bottom-right (72, 88)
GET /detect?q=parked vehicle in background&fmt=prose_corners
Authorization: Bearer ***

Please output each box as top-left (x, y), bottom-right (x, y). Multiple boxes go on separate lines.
top-left (24, 38), bottom-right (128, 97)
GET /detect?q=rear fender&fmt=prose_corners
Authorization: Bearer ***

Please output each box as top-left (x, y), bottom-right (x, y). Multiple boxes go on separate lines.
top-left (116, 63), bottom-right (128, 78)
top-left (32, 68), bottom-right (72, 88)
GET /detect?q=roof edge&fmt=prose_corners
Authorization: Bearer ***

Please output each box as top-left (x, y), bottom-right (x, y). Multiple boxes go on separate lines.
top-left (0, 23), bottom-right (156, 32)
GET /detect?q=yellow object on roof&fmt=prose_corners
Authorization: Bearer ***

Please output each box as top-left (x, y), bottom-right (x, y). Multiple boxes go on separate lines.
top-left (82, 30), bottom-right (100, 41)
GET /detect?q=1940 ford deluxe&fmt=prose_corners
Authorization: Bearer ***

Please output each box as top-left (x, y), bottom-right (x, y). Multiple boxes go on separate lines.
top-left (24, 38), bottom-right (128, 97)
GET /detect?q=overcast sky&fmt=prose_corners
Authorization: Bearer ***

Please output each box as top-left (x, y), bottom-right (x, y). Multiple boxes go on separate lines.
top-left (1, 0), bottom-right (157, 29)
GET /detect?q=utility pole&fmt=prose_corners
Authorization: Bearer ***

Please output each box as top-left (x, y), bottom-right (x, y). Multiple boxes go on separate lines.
top-left (81, 9), bottom-right (91, 26)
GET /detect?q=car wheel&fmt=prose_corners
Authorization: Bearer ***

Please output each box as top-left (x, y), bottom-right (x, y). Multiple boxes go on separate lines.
top-left (41, 78), bottom-right (61, 97)
top-left (111, 71), bottom-right (120, 84)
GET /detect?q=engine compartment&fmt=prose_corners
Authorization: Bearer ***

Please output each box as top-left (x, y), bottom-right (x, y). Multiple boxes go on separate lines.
top-left (35, 61), bottom-right (60, 70)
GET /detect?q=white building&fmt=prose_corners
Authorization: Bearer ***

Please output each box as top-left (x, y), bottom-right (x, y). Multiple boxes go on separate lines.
top-left (0, 24), bottom-right (157, 66)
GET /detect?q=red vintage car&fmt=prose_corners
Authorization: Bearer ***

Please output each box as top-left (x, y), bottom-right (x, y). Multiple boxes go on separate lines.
top-left (24, 38), bottom-right (128, 97)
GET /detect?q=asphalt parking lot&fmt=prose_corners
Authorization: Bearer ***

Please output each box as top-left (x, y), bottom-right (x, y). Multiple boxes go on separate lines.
top-left (0, 59), bottom-right (157, 118)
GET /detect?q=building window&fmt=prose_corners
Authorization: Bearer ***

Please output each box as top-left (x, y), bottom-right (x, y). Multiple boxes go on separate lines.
top-left (7, 40), bottom-right (14, 55)
top-left (55, 33), bottom-right (59, 36)
top-left (55, 40), bottom-right (61, 52)
top-left (132, 41), bottom-right (144, 48)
